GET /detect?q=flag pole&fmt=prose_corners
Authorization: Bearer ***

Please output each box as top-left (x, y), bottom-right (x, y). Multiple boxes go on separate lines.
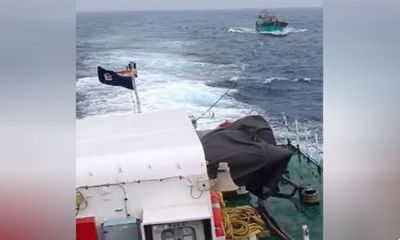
top-left (130, 91), bottom-right (137, 113)
top-left (129, 62), bottom-right (141, 113)
top-left (125, 65), bottom-right (137, 113)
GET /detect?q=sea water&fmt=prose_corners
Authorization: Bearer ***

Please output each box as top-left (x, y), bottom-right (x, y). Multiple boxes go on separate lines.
top-left (76, 8), bottom-right (322, 157)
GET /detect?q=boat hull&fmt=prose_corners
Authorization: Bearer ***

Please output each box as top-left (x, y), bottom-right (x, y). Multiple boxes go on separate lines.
top-left (256, 22), bottom-right (288, 33)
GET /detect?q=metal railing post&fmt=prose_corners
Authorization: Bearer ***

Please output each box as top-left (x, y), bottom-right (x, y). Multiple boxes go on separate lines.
top-left (295, 119), bottom-right (300, 150)
top-left (304, 125), bottom-right (309, 157)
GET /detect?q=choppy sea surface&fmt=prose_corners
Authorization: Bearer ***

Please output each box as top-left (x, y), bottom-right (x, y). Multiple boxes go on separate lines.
top-left (77, 8), bottom-right (323, 160)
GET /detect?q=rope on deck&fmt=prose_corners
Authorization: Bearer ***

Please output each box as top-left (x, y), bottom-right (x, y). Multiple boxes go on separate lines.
top-left (219, 193), bottom-right (268, 239)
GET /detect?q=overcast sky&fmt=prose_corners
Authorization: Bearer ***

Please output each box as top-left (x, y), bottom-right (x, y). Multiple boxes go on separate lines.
top-left (77, 0), bottom-right (322, 12)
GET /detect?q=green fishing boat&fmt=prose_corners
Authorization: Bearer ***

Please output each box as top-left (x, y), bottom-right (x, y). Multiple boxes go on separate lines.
top-left (256, 10), bottom-right (288, 33)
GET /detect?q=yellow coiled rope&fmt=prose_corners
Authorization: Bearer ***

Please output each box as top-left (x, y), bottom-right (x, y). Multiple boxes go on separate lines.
top-left (218, 193), bottom-right (266, 240)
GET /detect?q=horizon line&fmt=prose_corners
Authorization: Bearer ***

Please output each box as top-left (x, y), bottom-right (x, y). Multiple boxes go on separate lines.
top-left (77, 6), bottom-right (322, 14)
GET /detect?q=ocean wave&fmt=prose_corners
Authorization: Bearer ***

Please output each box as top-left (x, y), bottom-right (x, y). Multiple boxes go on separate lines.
top-left (77, 73), bottom-right (321, 162)
top-left (288, 27), bottom-right (308, 33)
top-left (264, 77), bottom-right (312, 84)
top-left (294, 77), bottom-right (312, 82)
top-left (77, 9), bottom-right (322, 163)
top-left (227, 27), bottom-right (255, 33)
top-left (76, 71), bottom-right (260, 130)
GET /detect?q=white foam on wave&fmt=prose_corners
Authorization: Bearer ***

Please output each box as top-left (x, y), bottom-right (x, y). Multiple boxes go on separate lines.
top-left (294, 77), bottom-right (312, 82)
top-left (76, 50), bottom-right (261, 129)
top-left (77, 49), bottom-right (322, 162)
top-left (264, 77), bottom-right (290, 83)
top-left (288, 27), bottom-right (308, 33)
top-left (77, 74), bottom-right (262, 130)
top-left (264, 77), bottom-right (312, 84)
top-left (230, 75), bottom-right (240, 82)
top-left (228, 27), bottom-right (255, 33)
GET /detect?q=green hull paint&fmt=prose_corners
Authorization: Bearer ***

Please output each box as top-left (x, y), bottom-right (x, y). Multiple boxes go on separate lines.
top-left (258, 26), bottom-right (286, 32)
top-left (265, 144), bottom-right (323, 240)
top-left (256, 22), bottom-right (288, 33)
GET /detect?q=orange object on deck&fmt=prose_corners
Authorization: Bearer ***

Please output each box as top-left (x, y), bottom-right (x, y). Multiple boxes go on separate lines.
top-left (211, 191), bottom-right (226, 239)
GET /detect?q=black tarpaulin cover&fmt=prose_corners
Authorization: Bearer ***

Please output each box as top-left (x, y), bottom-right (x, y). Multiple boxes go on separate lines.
top-left (200, 115), bottom-right (292, 199)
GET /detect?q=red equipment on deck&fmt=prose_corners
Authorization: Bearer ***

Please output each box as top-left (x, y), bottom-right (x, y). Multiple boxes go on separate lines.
top-left (210, 191), bottom-right (226, 240)
top-left (76, 216), bottom-right (98, 240)
top-left (218, 120), bottom-right (232, 129)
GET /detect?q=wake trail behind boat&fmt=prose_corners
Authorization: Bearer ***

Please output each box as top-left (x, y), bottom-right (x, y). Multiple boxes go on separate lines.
top-left (77, 8), bottom-right (323, 161)
top-left (227, 27), bottom-right (255, 33)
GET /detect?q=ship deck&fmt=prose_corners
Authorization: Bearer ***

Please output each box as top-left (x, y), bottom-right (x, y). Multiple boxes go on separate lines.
top-left (222, 144), bottom-right (322, 240)
top-left (265, 144), bottom-right (323, 239)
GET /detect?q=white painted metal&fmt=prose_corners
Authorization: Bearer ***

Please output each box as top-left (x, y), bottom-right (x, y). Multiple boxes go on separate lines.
top-left (304, 126), bottom-right (309, 156)
top-left (314, 133), bottom-right (321, 151)
top-left (282, 113), bottom-right (289, 143)
top-left (129, 91), bottom-right (137, 113)
top-left (314, 133), bottom-right (321, 163)
top-left (142, 205), bottom-right (211, 240)
top-left (302, 224), bottom-right (310, 240)
top-left (130, 62), bottom-right (141, 113)
top-left (142, 205), bottom-right (211, 225)
top-left (76, 109), bottom-right (215, 239)
top-left (151, 220), bottom-right (205, 240)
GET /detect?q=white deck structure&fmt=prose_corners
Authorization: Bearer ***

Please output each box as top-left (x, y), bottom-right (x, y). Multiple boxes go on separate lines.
top-left (76, 109), bottom-right (214, 239)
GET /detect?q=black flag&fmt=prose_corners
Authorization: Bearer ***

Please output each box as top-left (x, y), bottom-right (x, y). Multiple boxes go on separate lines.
top-left (97, 66), bottom-right (134, 90)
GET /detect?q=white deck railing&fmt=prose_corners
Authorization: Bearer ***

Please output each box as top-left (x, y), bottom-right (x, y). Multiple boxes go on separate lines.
top-left (278, 113), bottom-right (323, 168)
